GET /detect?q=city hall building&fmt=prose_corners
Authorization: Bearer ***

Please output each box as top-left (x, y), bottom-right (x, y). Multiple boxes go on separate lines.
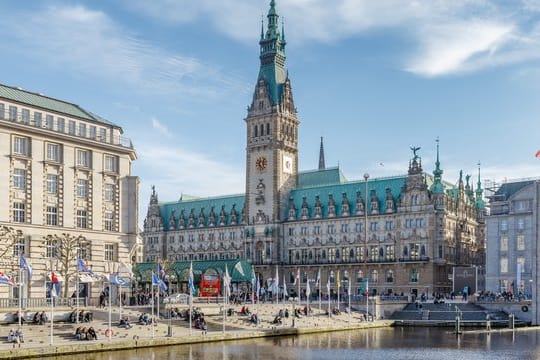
top-left (142, 1), bottom-right (485, 297)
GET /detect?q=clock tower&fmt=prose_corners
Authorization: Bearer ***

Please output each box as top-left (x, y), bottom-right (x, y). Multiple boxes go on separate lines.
top-left (245, 0), bottom-right (298, 231)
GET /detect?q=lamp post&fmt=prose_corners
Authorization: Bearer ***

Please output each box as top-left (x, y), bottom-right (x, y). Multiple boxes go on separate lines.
top-left (364, 173), bottom-right (369, 320)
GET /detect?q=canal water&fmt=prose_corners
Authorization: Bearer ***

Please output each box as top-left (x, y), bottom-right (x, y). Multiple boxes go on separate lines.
top-left (55, 327), bottom-right (540, 360)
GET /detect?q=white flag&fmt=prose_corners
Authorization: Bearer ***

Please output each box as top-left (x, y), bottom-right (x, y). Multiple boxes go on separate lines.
top-left (315, 269), bottom-right (321, 287)
top-left (283, 276), bottom-right (288, 297)
top-left (274, 266), bottom-right (279, 293)
top-left (306, 280), bottom-right (311, 298)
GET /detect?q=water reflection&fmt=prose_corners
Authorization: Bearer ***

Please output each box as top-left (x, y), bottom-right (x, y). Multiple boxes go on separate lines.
top-left (53, 328), bottom-right (540, 360)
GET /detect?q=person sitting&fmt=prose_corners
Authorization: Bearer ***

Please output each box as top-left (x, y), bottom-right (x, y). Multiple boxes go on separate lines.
top-left (69, 311), bottom-right (77, 323)
top-left (119, 316), bottom-right (132, 329)
top-left (75, 326), bottom-right (83, 340)
top-left (7, 329), bottom-right (16, 343)
top-left (87, 327), bottom-right (97, 340)
top-left (284, 309), bottom-right (289, 318)
top-left (272, 315), bottom-right (282, 325)
top-left (32, 312), bottom-right (40, 325)
top-left (39, 312), bottom-right (48, 325)
top-left (80, 327), bottom-right (88, 340)
top-left (15, 328), bottom-right (24, 343)
top-left (250, 313), bottom-right (259, 324)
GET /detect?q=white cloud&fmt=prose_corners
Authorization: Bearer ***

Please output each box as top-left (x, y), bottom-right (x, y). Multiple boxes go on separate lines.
top-left (1, 5), bottom-right (246, 98)
top-left (151, 118), bottom-right (171, 138)
top-left (136, 143), bottom-right (245, 204)
top-left (124, 0), bottom-right (540, 76)
top-left (406, 21), bottom-right (514, 76)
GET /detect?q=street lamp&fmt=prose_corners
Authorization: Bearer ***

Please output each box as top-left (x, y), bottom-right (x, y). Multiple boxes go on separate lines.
top-left (363, 173), bottom-right (369, 320)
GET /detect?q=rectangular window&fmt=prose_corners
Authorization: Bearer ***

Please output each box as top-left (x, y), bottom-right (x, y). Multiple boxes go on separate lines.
top-left (370, 222), bottom-right (377, 231)
top-left (46, 174), bottom-right (58, 194)
top-left (79, 123), bottom-right (87, 137)
top-left (500, 257), bottom-right (508, 273)
top-left (99, 128), bottom-right (106, 142)
top-left (9, 105), bottom-right (17, 121)
top-left (21, 109), bottom-right (30, 124)
top-left (385, 245), bottom-right (395, 261)
top-left (517, 257), bottom-right (525, 273)
top-left (13, 238), bottom-right (25, 257)
top-left (0, 103), bottom-right (4, 119)
top-left (104, 211), bottom-right (114, 231)
top-left (104, 154), bottom-right (118, 173)
top-left (46, 143), bottom-right (61, 162)
top-left (355, 223), bottom-right (362, 233)
top-left (517, 218), bottom-right (525, 230)
top-left (76, 209), bottom-right (87, 228)
top-left (34, 112), bottom-right (42, 127)
top-left (77, 179), bottom-right (88, 198)
top-left (517, 234), bottom-right (525, 251)
top-left (410, 268), bottom-right (419, 283)
top-left (500, 235), bottom-right (508, 251)
top-left (13, 136), bottom-right (30, 156)
top-left (76, 149), bottom-right (91, 168)
top-left (13, 202), bottom-right (25, 223)
top-left (89, 126), bottom-right (96, 140)
top-left (68, 120), bottom-right (76, 135)
top-left (385, 221), bottom-right (394, 231)
top-left (46, 206), bottom-right (58, 226)
top-left (104, 243), bottom-right (116, 261)
top-left (57, 118), bottom-right (65, 133)
top-left (501, 220), bottom-right (508, 232)
top-left (46, 114), bottom-right (54, 130)
top-left (104, 184), bottom-right (115, 201)
top-left (13, 169), bottom-right (26, 189)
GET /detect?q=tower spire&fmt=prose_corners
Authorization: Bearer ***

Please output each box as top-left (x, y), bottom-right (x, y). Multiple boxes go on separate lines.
top-left (475, 161), bottom-right (485, 209)
top-left (257, 0), bottom-right (287, 105)
top-left (319, 136), bottom-right (326, 170)
top-left (430, 138), bottom-right (445, 194)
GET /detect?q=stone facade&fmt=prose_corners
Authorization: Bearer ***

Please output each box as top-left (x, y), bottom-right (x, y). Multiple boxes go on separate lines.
top-left (0, 83), bottom-right (139, 300)
top-left (142, 0), bottom-right (485, 298)
top-left (486, 179), bottom-right (539, 323)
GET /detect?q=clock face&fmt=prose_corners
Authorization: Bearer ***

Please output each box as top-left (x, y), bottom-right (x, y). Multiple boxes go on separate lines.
top-left (255, 156), bottom-right (268, 172)
top-left (283, 155), bottom-right (293, 174)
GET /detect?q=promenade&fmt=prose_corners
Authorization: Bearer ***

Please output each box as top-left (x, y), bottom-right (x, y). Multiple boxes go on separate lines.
top-left (0, 303), bottom-right (392, 359)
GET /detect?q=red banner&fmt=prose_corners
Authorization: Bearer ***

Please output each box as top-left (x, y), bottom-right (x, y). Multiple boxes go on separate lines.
top-left (200, 274), bottom-right (221, 297)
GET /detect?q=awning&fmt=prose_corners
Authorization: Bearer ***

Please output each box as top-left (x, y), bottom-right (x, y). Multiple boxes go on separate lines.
top-left (78, 273), bottom-right (96, 283)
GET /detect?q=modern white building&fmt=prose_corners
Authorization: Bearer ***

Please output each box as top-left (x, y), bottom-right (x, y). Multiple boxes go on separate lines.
top-left (0, 83), bottom-right (139, 302)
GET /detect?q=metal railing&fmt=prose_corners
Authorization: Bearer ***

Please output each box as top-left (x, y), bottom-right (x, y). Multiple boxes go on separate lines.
top-left (0, 297), bottom-right (88, 309)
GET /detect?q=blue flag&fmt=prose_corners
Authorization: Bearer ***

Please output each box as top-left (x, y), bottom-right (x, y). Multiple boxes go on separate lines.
top-left (110, 273), bottom-right (129, 287)
top-left (157, 263), bottom-right (165, 279)
top-left (188, 262), bottom-right (196, 296)
top-left (77, 258), bottom-right (95, 276)
top-left (20, 255), bottom-right (32, 280)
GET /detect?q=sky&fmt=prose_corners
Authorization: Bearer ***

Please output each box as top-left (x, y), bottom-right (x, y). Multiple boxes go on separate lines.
top-left (2, 0), bottom-right (540, 225)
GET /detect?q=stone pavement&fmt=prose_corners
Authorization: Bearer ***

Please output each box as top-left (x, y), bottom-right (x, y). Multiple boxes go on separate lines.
top-left (0, 303), bottom-right (386, 358)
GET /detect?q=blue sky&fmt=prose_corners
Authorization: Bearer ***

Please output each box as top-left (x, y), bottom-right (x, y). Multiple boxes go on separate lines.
top-left (2, 0), bottom-right (540, 222)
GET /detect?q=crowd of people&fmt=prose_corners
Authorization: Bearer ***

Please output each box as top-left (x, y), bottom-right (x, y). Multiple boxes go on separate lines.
top-left (7, 328), bottom-right (24, 343)
top-left (74, 326), bottom-right (97, 340)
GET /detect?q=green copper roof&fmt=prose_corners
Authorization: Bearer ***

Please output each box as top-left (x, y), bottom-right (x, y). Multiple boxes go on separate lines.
top-left (298, 167), bottom-right (347, 188)
top-left (160, 194), bottom-right (245, 231)
top-left (258, 0), bottom-right (287, 105)
top-left (288, 175), bottom-right (407, 219)
top-left (0, 83), bottom-right (118, 127)
top-left (133, 260), bottom-right (253, 282)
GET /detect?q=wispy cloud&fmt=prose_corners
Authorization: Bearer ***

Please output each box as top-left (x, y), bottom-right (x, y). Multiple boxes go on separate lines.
top-left (124, 0), bottom-right (540, 77)
top-left (1, 5), bottom-right (247, 98)
top-left (151, 117), bottom-right (172, 138)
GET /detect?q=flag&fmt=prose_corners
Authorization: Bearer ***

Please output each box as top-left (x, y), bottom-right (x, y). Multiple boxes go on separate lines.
top-left (251, 270), bottom-right (257, 288)
top-left (188, 262), bottom-right (196, 296)
top-left (315, 269), bottom-right (320, 287)
top-left (337, 270), bottom-right (341, 288)
top-left (283, 275), bottom-right (288, 297)
top-left (223, 264), bottom-right (231, 298)
top-left (306, 279), bottom-right (311, 299)
top-left (51, 271), bottom-right (60, 297)
top-left (536, 150), bottom-right (540, 158)
top-left (326, 278), bottom-right (331, 296)
top-left (20, 255), bottom-right (33, 280)
top-left (273, 266), bottom-right (279, 294)
top-left (157, 263), bottom-right (165, 279)
top-left (119, 261), bottom-right (133, 278)
top-left (110, 273), bottom-right (129, 287)
top-left (256, 275), bottom-right (261, 298)
top-left (77, 258), bottom-right (94, 276)
top-left (0, 272), bottom-right (15, 286)
top-left (293, 268), bottom-right (300, 285)
top-left (348, 277), bottom-right (351, 295)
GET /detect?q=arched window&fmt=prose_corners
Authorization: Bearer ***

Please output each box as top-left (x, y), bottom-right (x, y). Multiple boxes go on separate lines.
top-left (356, 270), bottom-right (363, 282)
top-left (386, 270), bottom-right (394, 283)
top-left (349, 248), bottom-right (354, 260)
top-left (322, 249), bottom-right (327, 259)
top-left (421, 245), bottom-right (426, 256)
top-left (260, 124), bottom-right (264, 136)
top-left (254, 125), bottom-right (258, 137)
top-left (266, 123), bottom-right (270, 135)
top-left (371, 270), bottom-right (378, 283)
top-left (295, 251), bottom-right (300, 260)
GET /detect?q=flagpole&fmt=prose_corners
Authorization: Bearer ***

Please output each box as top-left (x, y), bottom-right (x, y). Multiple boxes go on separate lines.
top-left (18, 258), bottom-right (22, 328)
top-left (108, 279), bottom-right (112, 341)
top-left (119, 277), bottom-right (122, 321)
top-left (76, 264), bottom-right (79, 325)
top-left (297, 271), bottom-right (300, 307)
top-left (50, 283), bottom-right (54, 345)
top-left (151, 278), bottom-right (155, 338)
top-left (318, 269), bottom-right (322, 312)
top-left (348, 280), bottom-right (351, 320)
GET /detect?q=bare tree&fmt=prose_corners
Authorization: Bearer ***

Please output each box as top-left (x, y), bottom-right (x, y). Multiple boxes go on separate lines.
top-left (0, 225), bottom-right (23, 270)
top-left (42, 233), bottom-right (86, 297)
